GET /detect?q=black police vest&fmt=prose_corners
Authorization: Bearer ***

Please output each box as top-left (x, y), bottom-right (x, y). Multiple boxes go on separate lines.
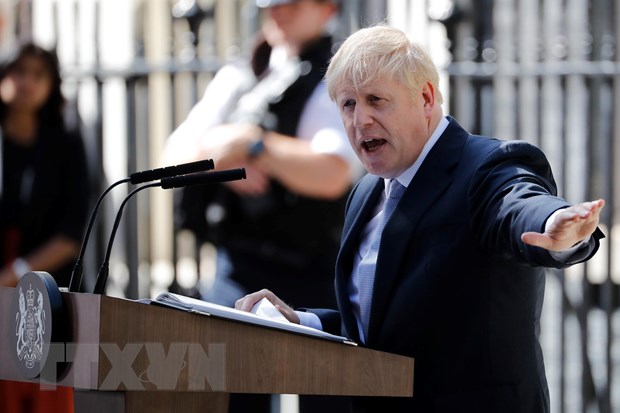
top-left (205, 36), bottom-right (348, 270)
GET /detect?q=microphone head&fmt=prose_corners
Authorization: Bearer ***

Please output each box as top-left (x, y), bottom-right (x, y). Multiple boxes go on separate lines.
top-left (129, 159), bottom-right (215, 184)
top-left (160, 168), bottom-right (246, 189)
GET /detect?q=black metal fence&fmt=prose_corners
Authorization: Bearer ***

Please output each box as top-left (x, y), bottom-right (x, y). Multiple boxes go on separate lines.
top-left (10, 0), bottom-right (619, 411)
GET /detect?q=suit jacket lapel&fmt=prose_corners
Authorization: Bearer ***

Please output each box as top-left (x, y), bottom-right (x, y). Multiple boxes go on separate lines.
top-left (335, 176), bottom-right (384, 342)
top-left (340, 177), bottom-right (384, 258)
top-left (367, 119), bottom-right (468, 344)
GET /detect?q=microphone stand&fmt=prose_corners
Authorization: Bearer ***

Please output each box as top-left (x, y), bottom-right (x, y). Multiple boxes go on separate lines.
top-left (68, 178), bottom-right (130, 292)
top-left (93, 182), bottom-right (160, 295)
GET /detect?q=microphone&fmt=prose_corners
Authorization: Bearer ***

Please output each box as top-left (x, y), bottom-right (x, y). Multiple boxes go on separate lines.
top-left (68, 159), bottom-right (215, 292)
top-left (129, 159), bottom-right (214, 184)
top-left (160, 168), bottom-right (247, 189)
top-left (92, 168), bottom-right (246, 295)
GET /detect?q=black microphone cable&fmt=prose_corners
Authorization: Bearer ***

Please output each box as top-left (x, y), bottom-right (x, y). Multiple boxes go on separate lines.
top-left (92, 168), bottom-right (246, 295)
top-left (68, 159), bottom-right (215, 292)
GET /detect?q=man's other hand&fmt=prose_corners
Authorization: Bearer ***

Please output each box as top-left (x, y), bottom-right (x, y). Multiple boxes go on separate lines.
top-left (235, 289), bottom-right (300, 324)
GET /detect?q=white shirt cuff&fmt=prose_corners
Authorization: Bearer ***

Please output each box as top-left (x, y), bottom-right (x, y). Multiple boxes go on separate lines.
top-left (295, 311), bottom-right (323, 330)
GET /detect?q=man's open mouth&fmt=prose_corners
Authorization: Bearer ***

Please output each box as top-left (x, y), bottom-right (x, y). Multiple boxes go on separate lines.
top-left (362, 139), bottom-right (387, 152)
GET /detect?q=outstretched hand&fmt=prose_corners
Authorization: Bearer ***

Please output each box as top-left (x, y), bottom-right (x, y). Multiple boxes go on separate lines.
top-left (521, 199), bottom-right (605, 251)
top-left (235, 289), bottom-right (300, 324)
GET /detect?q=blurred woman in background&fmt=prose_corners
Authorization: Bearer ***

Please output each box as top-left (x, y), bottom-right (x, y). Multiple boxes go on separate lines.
top-left (0, 42), bottom-right (89, 413)
top-left (0, 43), bottom-right (88, 288)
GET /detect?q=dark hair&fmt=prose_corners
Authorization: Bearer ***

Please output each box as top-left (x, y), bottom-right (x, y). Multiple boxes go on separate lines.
top-left (0, 42), bottom-right (66, 130)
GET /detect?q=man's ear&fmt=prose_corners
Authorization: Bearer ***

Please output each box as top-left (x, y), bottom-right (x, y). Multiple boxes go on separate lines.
top-left (422, 82), bottom-right (435, 114)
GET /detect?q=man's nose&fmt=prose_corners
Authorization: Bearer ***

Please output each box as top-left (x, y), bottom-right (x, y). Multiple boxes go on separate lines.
top-left (353, 105), bottom-right (373, 128)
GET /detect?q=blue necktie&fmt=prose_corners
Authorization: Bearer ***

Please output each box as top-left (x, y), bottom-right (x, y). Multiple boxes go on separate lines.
top-left (357, 179), bottom-right (406, 340)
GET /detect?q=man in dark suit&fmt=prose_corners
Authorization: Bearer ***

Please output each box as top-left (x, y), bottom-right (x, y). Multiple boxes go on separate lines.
top-left (236, 25), bottom-right (605, 412)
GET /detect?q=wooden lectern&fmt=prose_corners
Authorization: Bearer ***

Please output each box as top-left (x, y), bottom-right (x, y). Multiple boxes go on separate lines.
top-left (0, 286), bottom-right (413, 412)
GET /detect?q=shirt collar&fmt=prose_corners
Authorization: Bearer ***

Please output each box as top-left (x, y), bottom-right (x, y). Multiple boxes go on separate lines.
top-left (384, 116), bottom-right (449, 191)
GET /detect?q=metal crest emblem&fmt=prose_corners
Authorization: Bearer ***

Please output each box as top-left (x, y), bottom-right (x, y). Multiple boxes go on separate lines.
top-left (9, 271), bottom-right (68, 380)
top-left (15, 284), bottom-right (46, 369)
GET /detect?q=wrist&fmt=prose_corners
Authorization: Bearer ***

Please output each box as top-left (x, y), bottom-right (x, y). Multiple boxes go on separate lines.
top-left (247, 128), bottom-right (267, 160)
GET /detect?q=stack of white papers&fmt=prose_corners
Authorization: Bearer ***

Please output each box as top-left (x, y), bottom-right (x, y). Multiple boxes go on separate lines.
top-left (150, 292), bottom-right (356, 346)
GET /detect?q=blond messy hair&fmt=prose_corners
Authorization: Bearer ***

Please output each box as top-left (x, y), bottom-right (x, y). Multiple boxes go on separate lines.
top-left (325, 25), bottom-right (443, 104)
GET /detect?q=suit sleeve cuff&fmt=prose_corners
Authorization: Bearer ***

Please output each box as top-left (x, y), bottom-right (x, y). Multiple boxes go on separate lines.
top-left (296, 310), bottom-right (323, 330)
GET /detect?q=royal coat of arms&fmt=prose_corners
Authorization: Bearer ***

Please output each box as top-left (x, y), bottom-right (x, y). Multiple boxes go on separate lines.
top-left (15, 284), bottom-right (46, 369)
